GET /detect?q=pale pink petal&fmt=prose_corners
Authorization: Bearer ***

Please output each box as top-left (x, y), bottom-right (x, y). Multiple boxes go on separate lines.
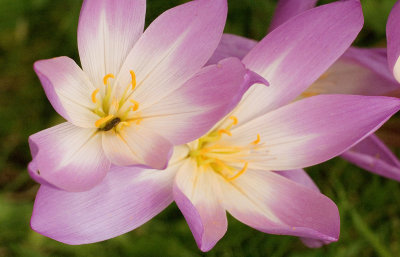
top-left (102, 126), bottom-right (173, 169)
top-left (229, 95), bottom-right (400, 171)
top-left (78, 0), bottom-right (146, 86)
top-left (220, 169), bottom-right (339, 242)
top-left (34, 57), bottom-right (98, 128)
top-left (207, 34), bottom-right (257, 65)
top-left (29, 122), bottom-right (110, 192)
top-left (237, 0), bottom-right (363, 124)
top-left (341, 134), bottom-right (400, 181)
top-left (140, 57), bottom-right (267, 145)
top-left (31, 164), bottom-right (177, 245)
top-left (274, 169), bottom-right (319, 193)
top-left (387, 0), bottom-right (400, 83)
top-left (114, 0), bottom-right (227, 108)
top-left (306, 47), bottom-right (399, 96)
top-left (173, 159), bottom-right (227, 252)
top-left (269, 0), bottom-right (317, 31)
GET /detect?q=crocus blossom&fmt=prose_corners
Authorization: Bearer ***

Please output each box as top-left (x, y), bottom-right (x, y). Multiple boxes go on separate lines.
top-left (31, 0), bottom-right (400, 252)
top-left (208, 0), bottom-right (400, 182)
top-left (27, 0), bottom-right (268, 192)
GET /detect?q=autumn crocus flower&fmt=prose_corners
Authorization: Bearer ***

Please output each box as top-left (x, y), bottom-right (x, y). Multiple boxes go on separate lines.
top-left (208, 0), bottom-right (400, 182)
top-left (31, 0), bottom-right (400, 251)
top-left (27, 0), bottom-right (268, 192)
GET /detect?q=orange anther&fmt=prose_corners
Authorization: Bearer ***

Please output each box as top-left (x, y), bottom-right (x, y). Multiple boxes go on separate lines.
top-left (95, 115), bottom-right (114, 128)
top-left (228, 162), bottom-right (248, 181)
top-left (103, 73), bottom-right (115, 85)
top-left (130, 70), bottom-right (137, 90)
top-left (229, 116), bottom-right (238, 125)
top-left (91, 88), bottom-right (100, 103)
top-left (252, 134), bottom-right (261, 144)
top-left (130, 99), bottom-right (139, 111)
top-left (218, 129), bottom-right (232, 136)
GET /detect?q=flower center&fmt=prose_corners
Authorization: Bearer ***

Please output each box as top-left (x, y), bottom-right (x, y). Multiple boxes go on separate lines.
top-left (189, 116), bottom-right (262, 181)
top-left (90, 71), bottom-right (142, 132)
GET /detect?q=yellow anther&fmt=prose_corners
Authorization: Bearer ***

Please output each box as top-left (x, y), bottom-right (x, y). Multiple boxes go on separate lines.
top-left (252, 134), bottom-right (261, 144)
top-left (130, 99), bottom-right (140, 111)
top-left (130, 70), bottom-right (137, 90)
top-left (228, 162), bottom-right (249, 181)
top-left (229, 116), bottom-right (238, 125)
top-left (103, 73), bottom-right (115, 85)
top-left (91, 88), bottom-right (100, 103)
top-left (218, 129), bottom-right (232, 136)
top-left (95, 115), bottom-right (114, 128)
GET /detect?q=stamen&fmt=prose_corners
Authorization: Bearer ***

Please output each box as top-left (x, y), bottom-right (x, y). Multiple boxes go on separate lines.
top-left (103, 74), bottom-right (115, 85)
top-left (130, 70), bottom-right (137, 90)
top-left (95, 115), bottom-right (114, 128)
top-left (218, 129), bottom-right (232, 136)
top-left (91, 88), bottom-right (100, 103)
top-left (252, 134), bottom-right (261, 144)
top-left (229, 116), bottom-right (238, 125)
top-left (228, 162), bottom-right (249, 181)
top-left (130, 99), bottom-right (140, 111)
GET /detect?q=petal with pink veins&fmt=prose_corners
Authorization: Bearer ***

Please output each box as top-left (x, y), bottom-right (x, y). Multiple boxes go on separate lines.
top-left (341, 134), bottom-right (400, 181)
top-left (173, 159), bottom-right (227, 252)
top-left (229, 95), bottom-right (400, 171)
top-left (237, 0), bottom-right (363, 124)
top-left (139, 57), bottom-right (268, 145)
top-left (31, 164), bottom-right (177, 245)
top-left (114, 0), bottom-right (227, 108)
top-left (34, 57), bottom-right (99, 128)
top-left (28, 122), bottom-right (110, 192)
top-left (78, 0), bottom-right (146, 86)
top-left (220, 169), bottom-right (340, 242)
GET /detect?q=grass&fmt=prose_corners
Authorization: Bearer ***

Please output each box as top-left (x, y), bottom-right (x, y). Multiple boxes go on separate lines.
top-left (0, 0), bottom-right (399, 256)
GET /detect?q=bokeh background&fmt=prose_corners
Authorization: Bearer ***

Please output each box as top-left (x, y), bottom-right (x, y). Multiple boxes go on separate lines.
top-left (1, 0), bottom-right (400, 256)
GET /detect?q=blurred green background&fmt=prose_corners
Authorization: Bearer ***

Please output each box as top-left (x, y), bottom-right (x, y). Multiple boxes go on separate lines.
top-left (1, 0), bottom-right (400, 256)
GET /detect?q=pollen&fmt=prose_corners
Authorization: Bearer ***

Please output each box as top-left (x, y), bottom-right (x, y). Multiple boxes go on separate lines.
top-left (103, 73), bottom-right (115, 85)
top-left (91, 88), bottom-right (100, 103)
top-left (95, 115), bottom-right (114, 128)
top-left (130, 99), bottom-right (140, 111)
top-left (130, 70), bottom-right (137, 90)
top-left (252, 134), bottom-right (261, 144)
top-left (229, 116), bottom-right (238, 125)
top-left (228, 162), bottom-right (249, 181)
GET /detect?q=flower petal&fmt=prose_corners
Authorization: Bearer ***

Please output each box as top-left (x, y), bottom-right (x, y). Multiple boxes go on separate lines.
top-left (31, 165), bottom-right (176, 245)
top-left (114, 0), bottom-right (227, 108)
top-left (387, 0), bottom-right (400, 83)
top-left (173, 159), bottom-right (227, 252)
top-left (220, 169), bottom-right (339, 242)
top-left (304, 47), bottom-right (399, 96)
top-left (207, 34), bottom-right (257, 65)
top-left (341, 134), bottom-right (400, 181)
top-left (34, 57), bottom-right (99, 128)
top-left (28, 122), bottom-right (110, 192)
top-left (238, 0), bottom-right (363, 123)
top-left (274, 169), bottom-right (319, 193)
top-left (230, 95), bottom-right (400, 171)
top-left (139, 57), bottom-right (267, 145)
top-left (102, 126), bottom-right (173, 169)
top-left (269, 0), bottom-right (317, 31)
top-left (78, 0), bottom-right (146, 86)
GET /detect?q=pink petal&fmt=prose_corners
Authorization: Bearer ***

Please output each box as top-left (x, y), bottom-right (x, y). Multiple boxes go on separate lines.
top-left (239, 0), bottom-right (363, 123)
top-left (102, 125), bottom-right (173, 169)
top-left (173, 160), bottom-right (227, 252)
top-left (387, 0), bottom-right (400, 82)
top-left (220, 169), bottom-right (339, 242)
top-left (114, 0), bottom-right (227, 107)
top-left (341, 134), bottom-right (400, 181)
top-left (229, 95), bottom-right (400, 171)
top-left (78, 0), bottom-right (146, 86)
top-left (306, 47), bottom-right (399, 96)
top-left (139, 57), bottom-right (267, 145)
top-left (269, 0), bottom-right (317, 31)
top-left (31, 165), bottom-right (176, 244)
top-left (34, 57), bottom-right (98, 128)
top-left (28, 122), bottom-right (110, 192)
top-left (207, 34), bottom-right (257, 65)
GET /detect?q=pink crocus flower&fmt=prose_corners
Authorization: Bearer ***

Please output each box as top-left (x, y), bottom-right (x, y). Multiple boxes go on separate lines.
top-left (31, 0), bottom-right (400, 251)
top-left (209, 0), bottom-right (400, 182)
top-left (27, 0), bottom-right (266, 192)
